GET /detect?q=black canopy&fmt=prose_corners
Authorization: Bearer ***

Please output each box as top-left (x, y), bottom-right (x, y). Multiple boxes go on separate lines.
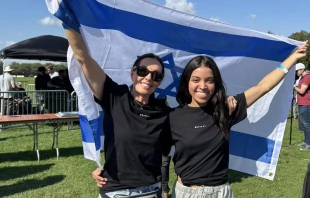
top-left (0, 35), bottom-right (68, 62)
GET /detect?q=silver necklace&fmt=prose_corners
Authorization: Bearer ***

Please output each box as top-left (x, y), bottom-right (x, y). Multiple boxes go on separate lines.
top-left (134, 100), bottom-right (145, 109)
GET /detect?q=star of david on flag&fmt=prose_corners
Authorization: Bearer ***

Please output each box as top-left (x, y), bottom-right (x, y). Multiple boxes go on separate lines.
top-left (156, 53), bottom-right (183, 99)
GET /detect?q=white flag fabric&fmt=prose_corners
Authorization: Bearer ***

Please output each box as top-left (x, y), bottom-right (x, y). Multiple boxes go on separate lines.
top-left (46, 0), bottom-right (302, 180)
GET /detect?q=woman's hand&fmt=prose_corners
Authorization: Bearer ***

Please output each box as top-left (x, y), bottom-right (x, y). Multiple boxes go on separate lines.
top-left (226, 96), bottom-right (237, 116)
top-left (92, 168), bottom-right (108, 188)
top-left (290, 40), bottom-right (308, 61)
top-left (244, 41), bottom-right (308, 108)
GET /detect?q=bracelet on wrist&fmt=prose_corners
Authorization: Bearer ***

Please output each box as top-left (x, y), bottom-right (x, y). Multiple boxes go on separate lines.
top-left (277, 65), bottom-right (288, 74)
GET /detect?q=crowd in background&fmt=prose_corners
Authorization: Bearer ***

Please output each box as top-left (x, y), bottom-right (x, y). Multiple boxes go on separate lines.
top-left (35, 65), bottom-right (74, 94)
top-left (0, 64), bottom-right (74, 115)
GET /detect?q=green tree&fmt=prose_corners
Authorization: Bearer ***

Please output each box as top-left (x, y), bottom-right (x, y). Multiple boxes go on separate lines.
top-left (3, 62), bottom-right (68, 76)
top-left (289, 30), bottom-right (310, 69)
top-left (267, 30), bottom-right (274, 34)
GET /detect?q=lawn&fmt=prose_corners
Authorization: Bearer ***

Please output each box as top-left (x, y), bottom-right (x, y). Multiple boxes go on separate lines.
top-left (0, 118), bottom-right (308, 198)
top-left (14, 77), bottom-right (35, 88)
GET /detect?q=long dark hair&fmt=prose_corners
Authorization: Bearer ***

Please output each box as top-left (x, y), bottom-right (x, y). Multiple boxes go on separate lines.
top-left (131, 53), bottom-right (168, 111)
top-left (176, 56), bottom-right (230, 139)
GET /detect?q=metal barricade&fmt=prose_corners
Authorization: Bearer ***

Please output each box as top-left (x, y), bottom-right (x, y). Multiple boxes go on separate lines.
top-left (0, 90), bottom-right (71, 129)
top-left (25, 84), bottom-right (36, 105)
top-left (25, 84), bottom-right (36, 91)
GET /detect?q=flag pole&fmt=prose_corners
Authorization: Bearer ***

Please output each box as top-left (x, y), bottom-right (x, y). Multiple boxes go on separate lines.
top-left (289, 90), bottom-right (294, 145)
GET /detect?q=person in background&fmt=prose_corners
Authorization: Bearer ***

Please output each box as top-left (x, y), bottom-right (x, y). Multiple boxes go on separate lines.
top-left (292, 68), bottom-right (301, 120)
top-left (60, 69), bottom-right (74, 94)
top-left (47, 65), bottom-right (59, 79)
top-left (294, 63), bottom-right (310, 151)
top-left (35, 66), bottom-right (51, 91)
top-left (14, 82), bottom-right (31, 114)
top-left (14, 82), bottom-right (27, 99)
top-left (47, 70), bottom-right (64, 90)
top-left (0, 66), bottom-right (15, 115)
top-left (35, 66), bottom-right (51, 110)
top-left (47, 69), bottom-right (74, 94)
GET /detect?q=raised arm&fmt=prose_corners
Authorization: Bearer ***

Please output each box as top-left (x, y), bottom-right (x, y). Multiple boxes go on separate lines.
top-left (64, 28), bottom-right (106, 100)
top-left (244, 41), bottom-right (308, 108)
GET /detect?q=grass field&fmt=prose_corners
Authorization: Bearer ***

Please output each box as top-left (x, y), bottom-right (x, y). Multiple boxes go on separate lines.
top-left (1, 77), bottom-right (308, 197)
top-left (0, 118), bottom-right (308, 198)
top-left (14, 77), bottom-right (35, 88)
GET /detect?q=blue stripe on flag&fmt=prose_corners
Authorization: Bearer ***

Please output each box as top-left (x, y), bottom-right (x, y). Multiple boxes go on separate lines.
top-left (230, 130), bottom-right (275, 164)
top-left (54, 0), bottom-right (80, 32)
top-left (64, 0), bottom-right (296, 62)
top-left (79, 111), bottom-right (104, 151)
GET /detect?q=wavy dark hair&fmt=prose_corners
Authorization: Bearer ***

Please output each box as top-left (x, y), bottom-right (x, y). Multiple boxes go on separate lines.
top-left (176, 56), bottom-right (230, 139)
top-left (131, 53), bottom-right (168, 111)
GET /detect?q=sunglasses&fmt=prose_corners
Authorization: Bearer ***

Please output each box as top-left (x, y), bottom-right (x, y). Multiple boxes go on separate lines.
top-left (133, 65), bottom-right (164, 82)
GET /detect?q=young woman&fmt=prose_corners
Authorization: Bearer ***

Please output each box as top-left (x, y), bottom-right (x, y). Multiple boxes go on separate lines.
top-left (64, 28), bottom-right (172, 198)
top-left (171, 41), bottom-right (308, 198)
top-left (294, 62), bottom-right (310, 150)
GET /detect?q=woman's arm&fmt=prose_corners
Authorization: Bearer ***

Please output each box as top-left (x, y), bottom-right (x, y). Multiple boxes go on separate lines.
top-left (295, 84), bottom-right (309, 95)
top-left (47, 81), bottom-right (61, 89)
top-left (244, 41), bottom-right (308, 108)
top-left (64, 28), bottom-right (106, 100)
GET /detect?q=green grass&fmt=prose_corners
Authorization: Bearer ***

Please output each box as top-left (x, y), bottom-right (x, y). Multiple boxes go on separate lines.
top-left (0, 119), bottom-right (308, 198)
top-left (14, 77), bottom-right (35, 88)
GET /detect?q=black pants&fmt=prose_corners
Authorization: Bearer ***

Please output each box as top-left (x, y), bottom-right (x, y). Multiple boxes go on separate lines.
top-left (3, 98), bottom-right (13, 115)
top-left (161, 155), bottom-right (171, 193)
top-left (303, 163), bottom-right (310, 198)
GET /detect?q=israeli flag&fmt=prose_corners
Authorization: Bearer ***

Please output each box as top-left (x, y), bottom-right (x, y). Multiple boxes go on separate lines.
top-left (46, 0), bottom-right (302, 180)
top-left (66, 46), bottom-right (104, 167)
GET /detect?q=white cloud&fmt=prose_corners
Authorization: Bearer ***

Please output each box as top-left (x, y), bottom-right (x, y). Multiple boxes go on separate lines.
top-left (0, 41), bottom-right (17, 47)
top-left (5, 41), bottom-right (16, 47)
top-left (38, 17), bottom-right (62, 27)
top-left (165, 0), bottom-right (195, 15)
top-left (249, 14), bottom-right (256, 20)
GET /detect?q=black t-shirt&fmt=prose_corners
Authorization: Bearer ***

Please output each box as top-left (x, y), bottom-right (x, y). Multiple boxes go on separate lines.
top-left (94, 76), bottom-right (171, 193)
top-left (35, 73), bottom-right (51, 90)
top-left (14, 88), bottom-right (27, 99)
top-left (51, 77), bottom-right (63, 87)
top-left (170, 93), bottom-right (247, 186)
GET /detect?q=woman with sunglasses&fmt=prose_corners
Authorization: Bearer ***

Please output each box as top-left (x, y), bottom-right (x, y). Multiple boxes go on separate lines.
top-left (64, 28), bottom-right (172, 198)
top-left (170, 42), bottom-right (308, 198)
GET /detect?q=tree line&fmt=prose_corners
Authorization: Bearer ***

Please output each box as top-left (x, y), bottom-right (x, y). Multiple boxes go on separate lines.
top-left (0, 61), bottom-right (67, 76)
top-left (289, 30), bottom-right (310, 68)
